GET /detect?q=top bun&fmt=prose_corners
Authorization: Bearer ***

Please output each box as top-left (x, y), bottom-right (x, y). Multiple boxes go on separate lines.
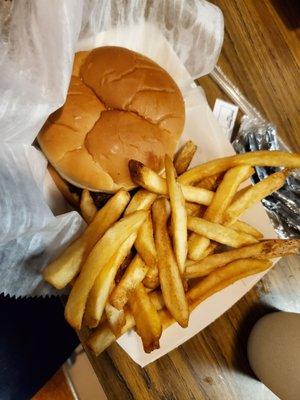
top-left (38, 46), bottom-right (185, 192)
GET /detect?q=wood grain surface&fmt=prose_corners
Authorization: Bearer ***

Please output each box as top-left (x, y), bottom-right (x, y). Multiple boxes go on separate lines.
top-left (88, 1), bottom-right (300, 399)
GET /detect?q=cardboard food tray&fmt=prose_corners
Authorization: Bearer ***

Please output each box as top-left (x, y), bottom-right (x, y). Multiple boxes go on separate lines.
top-left (77, 28), bottom-right (277, 367)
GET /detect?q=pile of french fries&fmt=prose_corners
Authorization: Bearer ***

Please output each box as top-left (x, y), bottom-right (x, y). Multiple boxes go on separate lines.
top-left (43, 143), bottom-right (300, 354)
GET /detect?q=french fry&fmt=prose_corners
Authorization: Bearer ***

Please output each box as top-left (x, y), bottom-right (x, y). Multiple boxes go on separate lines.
top-left (197, 173), bottom-right (223, 191)
top-left (48, 164), bottom-right (80, 207)
top-left (187, 216), bottom-right (258, 248)
top-left (188, 235), bottom-right (211, 261)
top-left (129, 160), bottom-right (214, 205)
top-left (88, 290), bottom-right (165, 355)
top-left (105, 302), bottom-right (125, 336)
top-left (65, 210), bottom-right (148, 330)
top-left (188, 165), bottom-right (254, 260)
top-left (110, 255), bottom-right (149, 310)
top-left (80, 189), bottom-right (97, 223)
top-left (204, 165), bottom-right (254, 223)
top-left (128, 283), bottom-right (162, 353)
top-left (87, 312), bottom-right (135, 356)
top-left (230, 220), bottom-right (263, 239)
top-left (165, 155), bottom-right (187, 274)
top-left (173, 140), bottom-right (197, 175)
top-left (152, 197), bottom-right (189, 327)
top-left (124, 189), bottom-right (157, 215)
top-left (84, 233), bottom-right (137, 328)
top-left (223, 171), bottom-right (287, 225)
top-left (162, 259), bottom-right (268, 328)
top-left (134, 214), bottom-right (159, 289)
top-left (185, 202), bottom-right (203, 217)
top-left (187, 259), bottom-right (272, 305)
top-left (178, 151), bottom-right (300, 185)
top-left (43, 189), bottom-right (130, 289)
top-left (88, 258), bottom-right (272, 355)
top-left (185, 239), bottom-right (300, 279)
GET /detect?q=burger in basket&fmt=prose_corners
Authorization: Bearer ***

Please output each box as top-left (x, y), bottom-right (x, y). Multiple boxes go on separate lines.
top-left (39, 45), bottom-right (300, 355)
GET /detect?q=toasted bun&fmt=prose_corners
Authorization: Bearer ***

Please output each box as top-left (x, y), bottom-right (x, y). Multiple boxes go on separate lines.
top-left (38, 46), bottom-right (185, 192)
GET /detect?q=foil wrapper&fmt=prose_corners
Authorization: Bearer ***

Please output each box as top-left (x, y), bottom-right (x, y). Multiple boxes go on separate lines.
top-left (232, 116), bottom-right (300, 238)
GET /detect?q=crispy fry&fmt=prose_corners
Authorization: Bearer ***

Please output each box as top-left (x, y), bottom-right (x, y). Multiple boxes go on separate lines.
top-left (205, 165), bottom-right (254, 223)
top-left (88, 257), bottom-right (272, 355)
top-left (224, 171), bottom-right (287, 225)
top-left (185, 202), bottom-right (203, 217)
top-left (152, 198), bottom-right (189, 327)
top-left (230, 220), bottom-right (263, 239)
top-left (173, 140), bottom-right (197, 175)
top-left (124, 189), bottom-right (157, 215)
top-left (128, 283), bottom-right (162, 353)
top-left (43, 189), bottom-right (130, 289)
top-left (129, 160), bottom-right (214, 205)
top-left (197, 173), bottom-right (223, 191)
top-left (110, 255), bottom-right (149, 310)
top-left (80, 189), bottom-right (97, 223)
top-left (65, 210), bottom-right (148, 330)
top-left (105, 302), bottom-right (125, 336)
top-left (87, 311), bottom-right (135, 355)
top-left (187, 259), bottom-right (272, 305)
top-left (188, 166), bottom-right (254, 260)
top-left (48, 164), bottom-right (80, 207)
top-left (185, 239), bottom-right (300, 279)
top-left (165, 155), bottom-right (187, 274)
top-left (134, 214), bottom-right (158, 289)
top-left (187, 216), bottom-right (258, 248)
top-left (178, 151), bottom-right (300, 185)
top-left (88, 291), bottom-right (165, 355)
top-left (84, 233), bottom-right (136, 328)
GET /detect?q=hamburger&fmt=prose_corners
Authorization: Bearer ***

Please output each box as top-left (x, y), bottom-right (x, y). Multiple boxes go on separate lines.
top-left (38, 46), bottom-right (185, 208)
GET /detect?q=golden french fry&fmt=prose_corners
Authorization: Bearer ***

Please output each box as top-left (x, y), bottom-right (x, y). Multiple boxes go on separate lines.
top-left (129, 160), bottom-right (214, 205)
top-left (48, 164), bottom-right (80, 207)
top-left (124, 189), bottom-right (157, 215)
top-left (205, 165), bottom-right (254, 223)
top-left (188, 165), bottom-right (254, 260)
top-left (110, 255), bottom-right (148, 310)
top-left (230, 220), bottom-right (263, 239)
top-left (80, 189), bottom-right (97, 223)
top-left (187, 259), bottom-right (272, 305)
top-left (152, 197), bottom-right (189, 327)
top-left (185, 239), bottom-right (300, 279)
top-left (65, 210), bottom-right (148, 330)
top-left (187, 216), bottom-right (258, 248)
top-left (197, 173), bottom-right (223, 191)
top-left (87, 257), bottom-right (271, 355)
top-left (87, 311), bottom-right (135, 356)
top-left (128, 283), bottom-right (162, 353)
top-left (173, 140), bottom-right (197, 175)
top-left (165, 154), bottom-right (187, 274)
top-left (185, 202), bottom-right (203, 217)
top-left (223, 171), bottom-right (287, 225)
top-left (162, 258), bottom-right (268, 328)
top-left (84, 233), bottom-right (136, 328)
top-left (87, 290), bottom-right (165, 355)
top-left (105, 302), bottom-right (125, 336)
top-left (134, 214), bottom-right (158, 289)
top-left (178, 151), bottom-right (300, 185)
top-left (43, 189), bottom-right (130, 289)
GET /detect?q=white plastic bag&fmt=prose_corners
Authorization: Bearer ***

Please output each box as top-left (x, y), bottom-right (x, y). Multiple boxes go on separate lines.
top-left (0, 0), bottom-right (223, 296)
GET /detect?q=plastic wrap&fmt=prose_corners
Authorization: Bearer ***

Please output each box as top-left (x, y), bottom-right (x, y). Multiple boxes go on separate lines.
top-left (0, 0), bottom-right (223, 297)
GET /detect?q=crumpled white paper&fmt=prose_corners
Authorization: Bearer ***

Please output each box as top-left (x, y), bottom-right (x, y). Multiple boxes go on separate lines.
top-left (0, 0), bottom-right (223, 297)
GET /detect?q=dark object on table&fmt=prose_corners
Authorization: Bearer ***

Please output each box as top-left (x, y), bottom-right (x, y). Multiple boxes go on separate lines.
top-left (0, 294), bottom-right (79, 400)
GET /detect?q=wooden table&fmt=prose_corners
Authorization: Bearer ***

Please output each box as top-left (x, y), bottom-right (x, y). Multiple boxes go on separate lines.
top-left (88, 1), bottom-right (300, 399)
